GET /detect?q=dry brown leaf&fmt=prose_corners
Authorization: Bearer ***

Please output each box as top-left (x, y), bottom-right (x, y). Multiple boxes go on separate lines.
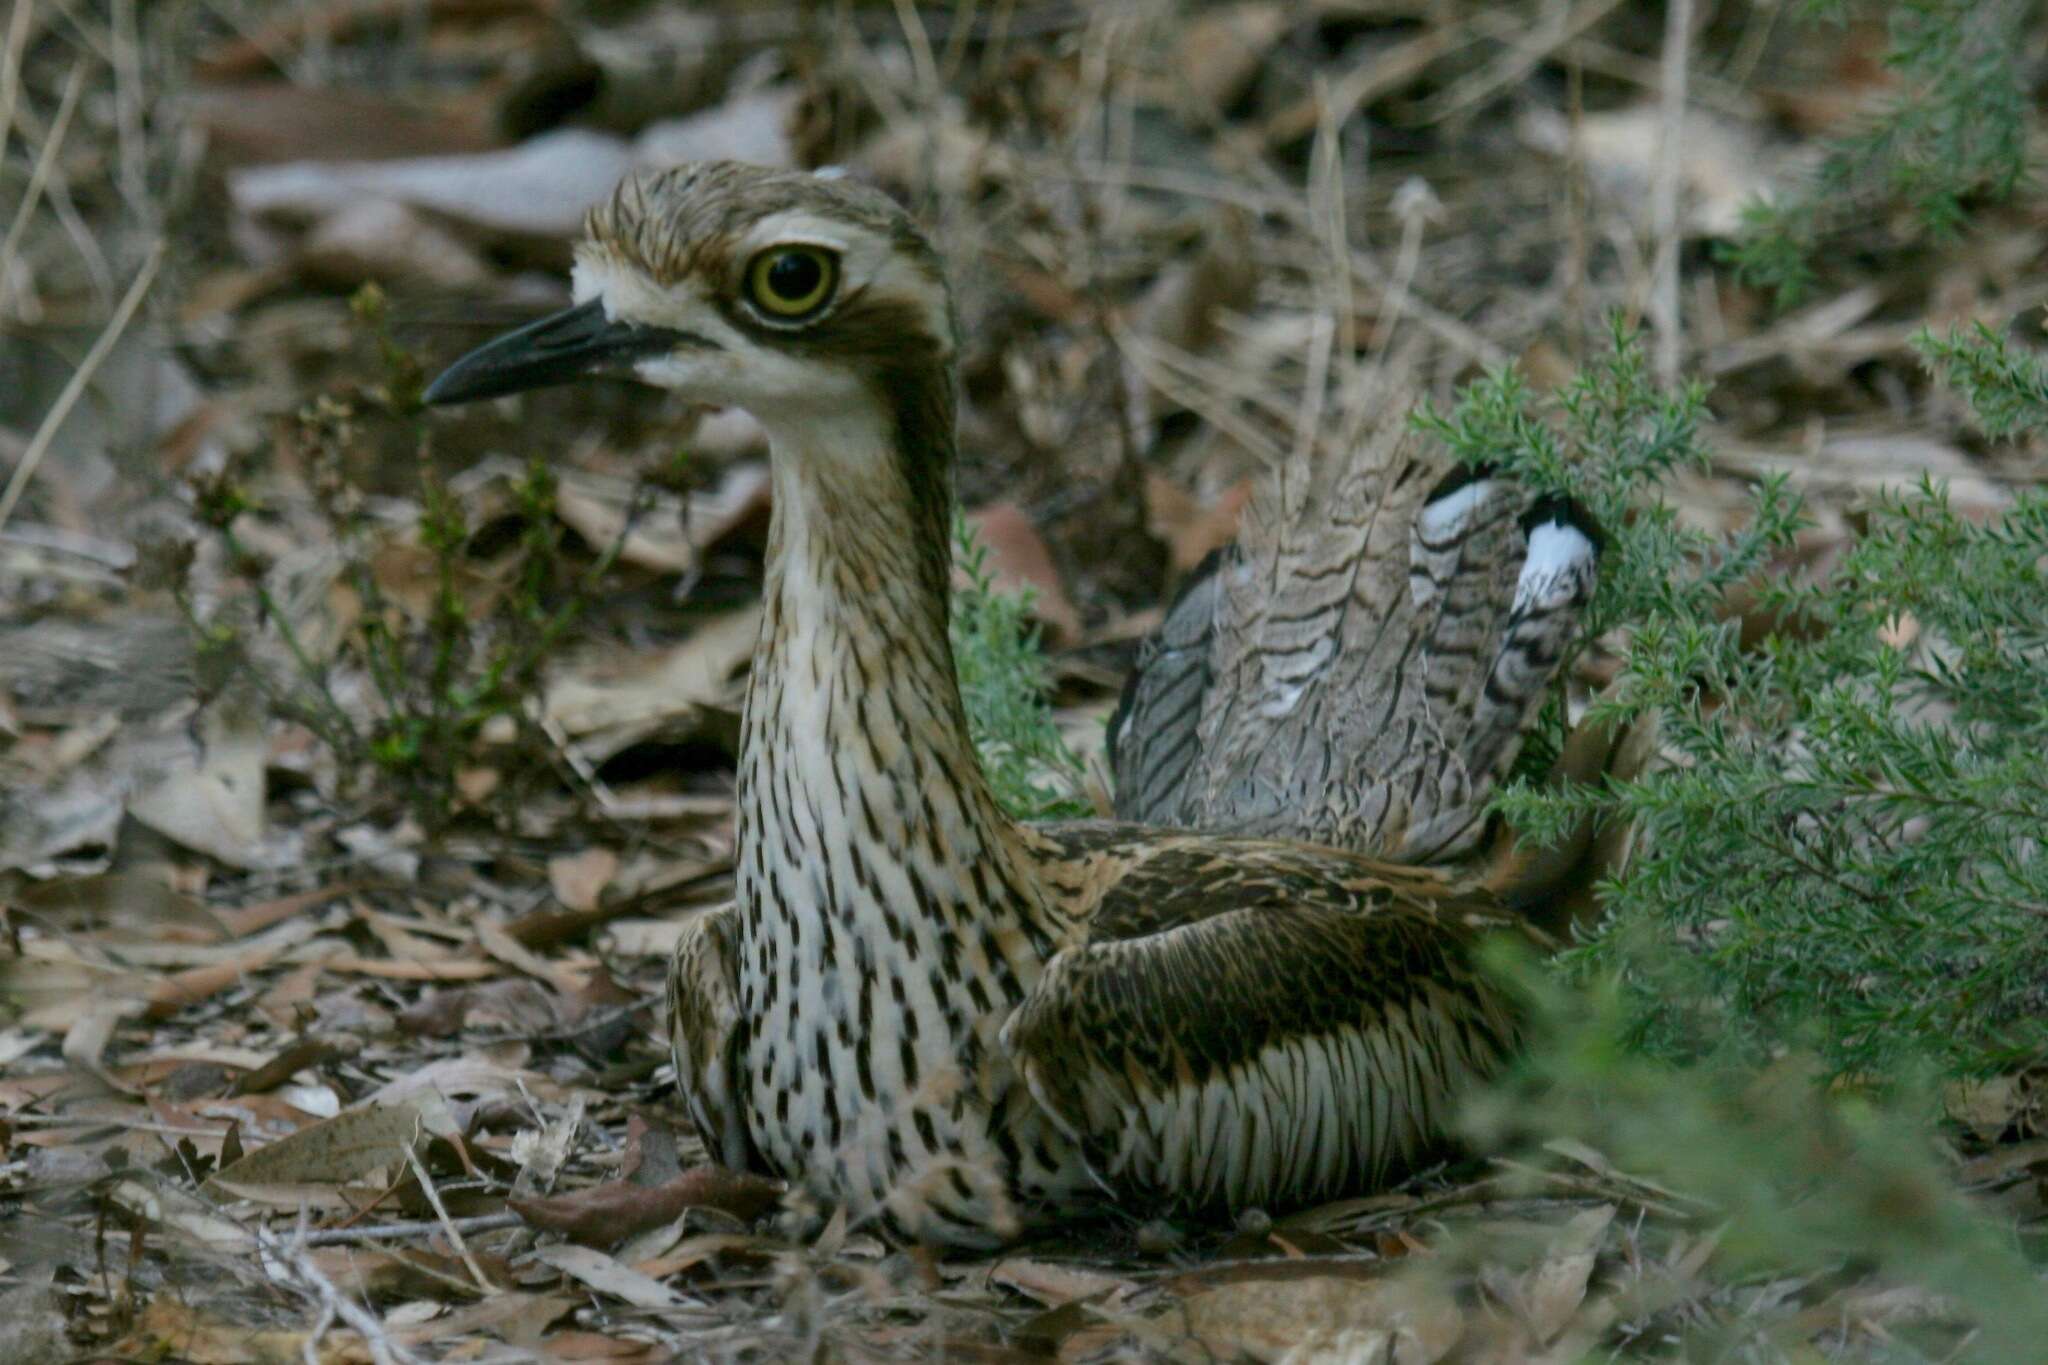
top-left (511, 1166), bottom-right (785, 1247)
top-left (387, 1292), bottom-right (576, 1348)
top-left (144, 939), bottom-right (297, 1021)
top-left (126, 1294), bottom-right (371, 1364)
top-left (537, 1331), bottom-right (661, 1362)
top-left (473, 918), bottom-right (585, 995)
top-left (191, 80), bottom-right (496, 167)
top-left (548, 847), bottom-right (620, 914)
top-left (1947, 1075), bottom-right (2030, 1141)
top-left (62, 999), bottom-right (146, 1093)
top-left (543, 607), bottom-right (759, 760)
top-left (988, 1257), bottom-right (1135, 1308)
top-left (299, 197), bottom-right (494, 290)
top-left (635, 88), bottom-right (797, 171)
top-left (233, 126), bottom-right (633, 240)
top-left (1143, 473), bottom-right (1250, 574)
top-left (1163, 3), bottom-right (1288, 116)
top-left (204, 1098), bottom-right (432, 1192)
top-left (319, 955), bottom-right (501, 982)
top-left (211, 882), bottom-right (360, 939)
top-left (127, 702), bottom-right (277, 869)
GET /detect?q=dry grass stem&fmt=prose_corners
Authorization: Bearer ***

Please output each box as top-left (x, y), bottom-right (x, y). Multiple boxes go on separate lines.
top-left (0, 236), bottom-right (161, 530)
top-left (1652, 0), bottom-right (1695, 385)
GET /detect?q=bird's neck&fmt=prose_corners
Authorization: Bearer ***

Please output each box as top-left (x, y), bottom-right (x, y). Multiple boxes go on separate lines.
top-left (736, 385), bottom-right (1043, 952)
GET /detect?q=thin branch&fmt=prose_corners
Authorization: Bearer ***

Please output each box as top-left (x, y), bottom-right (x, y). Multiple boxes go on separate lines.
top-left (0, 57), bottom-right (86, 306)
top-left (402, 1140), bottom-right (501, 1294)
top-left (0, 238), bottom-right (162, 532)
top-left (1651, 0), bottom-right (1694, 387)
top-left (299, 1212), bottom-right (524, 1247)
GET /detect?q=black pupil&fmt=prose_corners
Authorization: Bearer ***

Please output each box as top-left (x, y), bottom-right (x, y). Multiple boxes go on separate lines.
top-left (766, 251), bottom-right (822, 303)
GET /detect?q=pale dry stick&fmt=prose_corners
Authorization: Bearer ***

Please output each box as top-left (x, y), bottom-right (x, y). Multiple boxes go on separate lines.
top-left (1046, 157), bottom-right (1300, 217)
top-left (258, 1223), bottom-right (425, 1365)
top-left (1304, 77), bottom-right (1355, 457)
top-left (0, 239), bottom-right (162, 533)
top-left (303, 1297), bottom-right (338, 1365)
top-left (110, 0), bottom-right (150, 226)
top-left (0, 58), bottom-right (86, 307)
top-left (5, 47), bottom-right (115, 303)
top-left (1380, 186), bottom-right (1434, 360)
top-left (1651, 0), bottom-right (1694, 387)
top-left (886, 0), bottom-right (941, 102)
top-left (1423, 0), bottom-right (1631, 124)
top-left (35, 0), bottom-right (115, 62)
top-left (0, 0), bottom-right (33, 161)
top-left (1110, 324), bottom-right (1295, 469)
top-left (936, 0), bottom-right (977, 85)
top-left (300, 1212), bottom-right (524, 1247)
top-left (402, 1139), bottom-right (502, 1294)
top-left (1345, 246), bottom-right (1512, 374)
top-left (1564, 56), bottom-right (1589, 362)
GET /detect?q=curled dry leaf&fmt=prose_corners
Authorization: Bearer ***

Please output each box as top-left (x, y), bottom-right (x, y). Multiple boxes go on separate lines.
top-left (1517, 1204), bottom-right (1616, 1345)
top-left (1143, 472), bottom-right (1250, 574)
top-left (1179, 1271), bottom-right (1464, 1365)
top-left (550, 462), bottom-right (770, 576)
top-left (509, 1165), bottom-right (785, 1247)
top-left (548, 847), bottom-right (621, 914)
top-left (531, 1243), bottom-right (690, 1310)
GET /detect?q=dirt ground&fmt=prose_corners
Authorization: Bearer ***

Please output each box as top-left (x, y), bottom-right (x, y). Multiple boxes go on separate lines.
top-left (2, 1), bottom-right (2046, 1361)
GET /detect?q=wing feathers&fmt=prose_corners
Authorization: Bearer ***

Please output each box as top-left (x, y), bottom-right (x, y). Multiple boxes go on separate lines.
top-left (1001, 883), bottom-right (1518, 1211)
top-left (1108, 400), bottom-right (1600, 866)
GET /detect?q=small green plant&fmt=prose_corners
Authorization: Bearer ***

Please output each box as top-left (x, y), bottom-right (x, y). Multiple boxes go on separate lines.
top-left (1725, 0), bottom-right (2034, 307)
top-left (179, 286), bottom-right (636, 834)
top-left (950, 516), bottom-right (1092, 822)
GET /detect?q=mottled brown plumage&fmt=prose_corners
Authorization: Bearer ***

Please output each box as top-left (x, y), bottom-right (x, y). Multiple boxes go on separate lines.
top-left (427, 162), bottom-right (1608, 1249)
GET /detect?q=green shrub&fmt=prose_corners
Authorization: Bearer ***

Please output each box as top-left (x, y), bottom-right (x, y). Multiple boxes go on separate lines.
top-left (1429, 322), bottom-right (2048, 1080)
top-left (950, 517), bottom-right (1093, 822)
top-left (1725, 0), bottom-right (2035, 307)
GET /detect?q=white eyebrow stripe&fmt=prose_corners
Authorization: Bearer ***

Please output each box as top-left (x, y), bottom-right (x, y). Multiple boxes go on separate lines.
top-left (742, 211), bottom-right (858, 255)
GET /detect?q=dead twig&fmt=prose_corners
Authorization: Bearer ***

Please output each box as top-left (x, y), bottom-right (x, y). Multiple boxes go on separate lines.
top-left (0, 57), bottom-right (86, 308)
top-left (0, 238), bottom-right (162, 532)
top-left (299, 1212), bottom-right (525, 1247)
top-left (260, 1221), bottom-right (425, 1365)
top-left (1651, 0), bottom-right (1695, 386)
top-left (403, 1139), bottom-right (501, 1294)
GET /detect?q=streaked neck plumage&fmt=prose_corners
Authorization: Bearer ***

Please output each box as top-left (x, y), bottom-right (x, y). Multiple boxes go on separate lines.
top-left (744, 378), bottom-right (1015, 887)
top-left (731, 366), bottom-right (1060, 1234)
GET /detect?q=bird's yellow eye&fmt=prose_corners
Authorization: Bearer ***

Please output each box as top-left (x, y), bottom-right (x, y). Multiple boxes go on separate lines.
top-left (745, 246), bottom-right (838, 319)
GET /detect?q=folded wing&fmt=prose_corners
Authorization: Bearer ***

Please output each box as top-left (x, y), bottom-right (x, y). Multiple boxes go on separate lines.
top-left (1110, 403), bottom-right (1598, 865)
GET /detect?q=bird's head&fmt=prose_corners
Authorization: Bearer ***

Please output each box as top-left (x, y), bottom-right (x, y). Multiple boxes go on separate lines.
top-left (425, 161), bottom-right (957, 429)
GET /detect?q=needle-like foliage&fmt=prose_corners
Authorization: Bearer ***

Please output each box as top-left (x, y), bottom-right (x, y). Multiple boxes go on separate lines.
top-left (1725, 0), bottom-right (2035, 307)
top-left (949, 517), bottom-right (1093, 822)
top-left (1432, 322), bottom-right (2048, 1080)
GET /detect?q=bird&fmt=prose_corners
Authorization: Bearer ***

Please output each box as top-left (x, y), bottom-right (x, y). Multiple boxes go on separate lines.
top-left (422, 160), bottom-right (1617, 1250)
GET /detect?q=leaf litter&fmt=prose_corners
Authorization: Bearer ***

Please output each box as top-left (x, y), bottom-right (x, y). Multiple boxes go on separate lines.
top-left (1, 0), bottom-right (2044, 1360)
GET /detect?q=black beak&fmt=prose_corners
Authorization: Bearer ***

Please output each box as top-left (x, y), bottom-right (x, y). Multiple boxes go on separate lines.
top-left (422, 299), bottom-right (698, 406)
